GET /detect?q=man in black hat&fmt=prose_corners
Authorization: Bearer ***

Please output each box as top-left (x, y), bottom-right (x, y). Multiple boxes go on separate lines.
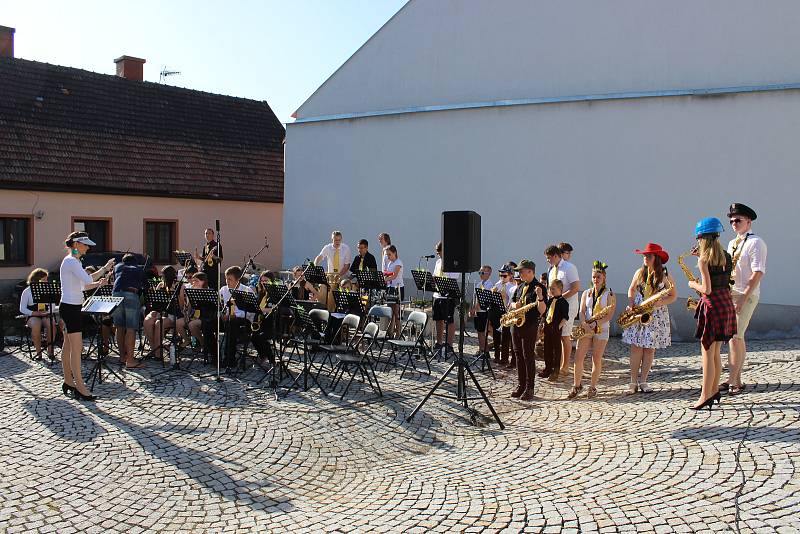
top-left (725, 203), bottom-right (767, 395)
top-left (509, 259), bottom-right (546, 401)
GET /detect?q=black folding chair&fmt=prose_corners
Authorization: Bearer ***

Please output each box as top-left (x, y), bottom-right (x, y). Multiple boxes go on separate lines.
top-left (331, 322), bottom-right (382, 399)
top-left (386, 310), bottom-right (431, 378)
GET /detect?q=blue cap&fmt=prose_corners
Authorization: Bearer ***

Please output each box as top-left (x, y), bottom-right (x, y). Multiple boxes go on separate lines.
top-left (695, 217), bottom-right (724, 237)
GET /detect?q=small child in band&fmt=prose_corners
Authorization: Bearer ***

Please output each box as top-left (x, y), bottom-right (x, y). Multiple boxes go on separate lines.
top-left (541, 279), bottom-right (570, 381)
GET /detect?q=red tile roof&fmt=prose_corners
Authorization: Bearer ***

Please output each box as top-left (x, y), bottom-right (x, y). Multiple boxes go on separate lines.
top-left (0, 57), bottom-right (284, 203)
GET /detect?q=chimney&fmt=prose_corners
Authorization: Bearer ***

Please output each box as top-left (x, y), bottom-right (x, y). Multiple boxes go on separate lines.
top-left (114, 55), bottom-right (146, 81)
top-left (0, 26), bottom-right (14, 58)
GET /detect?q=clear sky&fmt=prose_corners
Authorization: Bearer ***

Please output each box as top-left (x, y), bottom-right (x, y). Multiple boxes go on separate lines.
top-left (1, 0), bottom-right (407, 125)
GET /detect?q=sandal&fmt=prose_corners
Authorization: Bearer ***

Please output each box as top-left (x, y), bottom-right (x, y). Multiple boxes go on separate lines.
top-left (587, 386), bottom-right (598, 399)
top-left (567, 385), bottom-right (582, 399)
top-left (126, 360), bottom-right (146, 369)
top-left (729, 384), bottom-right (745, 395)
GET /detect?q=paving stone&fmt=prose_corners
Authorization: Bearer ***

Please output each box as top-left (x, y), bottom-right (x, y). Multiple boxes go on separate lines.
top-left (0, 337), bottom-right (797, 530)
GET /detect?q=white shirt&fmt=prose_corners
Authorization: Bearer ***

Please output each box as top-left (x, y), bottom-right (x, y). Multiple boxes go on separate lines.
top-left (548, 258), bottom-right (580, 313)
top-left (20, 286), bottom-right (59, 316)
top-left (728, 233), bottom-right (767, 297)
top-left (381, 245), bottom-right (391, 272)
top-left (317, 243), bottom-right (352, 273)
top-left (432, 258), bottom-right (459, 299)
top-left (506, 281), bottom-right (518, 307)
top-left (60, 255), bottom-right (93, 305)
top-left (219, 283), bottom-right (255, 319)
top-left (386, 258), bottom-right (404, 288)
top-left (582, 287), bottom-right (612, 335)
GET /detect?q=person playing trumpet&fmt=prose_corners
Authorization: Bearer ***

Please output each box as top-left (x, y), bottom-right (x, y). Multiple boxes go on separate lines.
top-left (568, 261), bottom-right (616, 399)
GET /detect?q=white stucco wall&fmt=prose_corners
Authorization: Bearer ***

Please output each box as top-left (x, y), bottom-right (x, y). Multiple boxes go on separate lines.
top-left (295, 0), bottom-right (800, 119)
top-left (285, 89), bottom-right (797, 307)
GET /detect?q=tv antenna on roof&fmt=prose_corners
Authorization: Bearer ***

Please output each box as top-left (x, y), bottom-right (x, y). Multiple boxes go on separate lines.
top-left (159, 66), bottom-right (181, 83)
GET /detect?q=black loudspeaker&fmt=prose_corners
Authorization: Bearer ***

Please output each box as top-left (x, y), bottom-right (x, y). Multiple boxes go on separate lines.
top-left (442, 211), bottom-right (481, 273)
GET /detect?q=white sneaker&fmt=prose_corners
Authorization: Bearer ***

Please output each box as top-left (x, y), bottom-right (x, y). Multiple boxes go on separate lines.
top-left (639, 382), bottom-right (653, 393)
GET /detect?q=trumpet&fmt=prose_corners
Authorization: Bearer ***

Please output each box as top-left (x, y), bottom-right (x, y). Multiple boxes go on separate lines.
top-left (617, 277), bottom-right (673, 329)
top-left (677, 248), bottom-right (701, 311)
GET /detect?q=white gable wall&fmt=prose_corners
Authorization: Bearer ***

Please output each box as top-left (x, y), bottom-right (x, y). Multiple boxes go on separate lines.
top-left (295, 0), bottom-right (800, 119)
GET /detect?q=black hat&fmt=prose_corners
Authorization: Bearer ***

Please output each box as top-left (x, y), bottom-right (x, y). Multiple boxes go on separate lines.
top-left (514, 259), bottom-right (536, 272)
top-left (728, 203), bottom-right (757, 221)
top-left (498, 264), bottom-right (512, 274)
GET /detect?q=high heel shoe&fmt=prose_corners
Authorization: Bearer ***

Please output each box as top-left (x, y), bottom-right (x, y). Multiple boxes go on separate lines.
top-left (61, 383), bottom-right (74, 397)
top-left (713, 391), bottom-right (721, 405)
top-left (691, 396), bottom-right (715, 411)
top-left (74, 389), bottom-right (97, 402)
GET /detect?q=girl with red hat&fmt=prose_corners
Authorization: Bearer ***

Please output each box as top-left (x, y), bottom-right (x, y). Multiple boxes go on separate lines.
top-left (622, 243), bottom-right (677, 394)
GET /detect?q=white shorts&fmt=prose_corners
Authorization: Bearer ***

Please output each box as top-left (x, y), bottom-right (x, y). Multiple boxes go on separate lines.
top-left (733, 292), bottom-right (759, 339)
top-left (560, 301), bottom-right (579, 337)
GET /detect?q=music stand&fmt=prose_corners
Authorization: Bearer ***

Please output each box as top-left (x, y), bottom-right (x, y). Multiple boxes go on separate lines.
top-left (333, 290), bottom-right (365, 316)
top-left (174, 250), bottom-right (194, 268)
top-left (29, 281), bottom-right (61, 364)
top-left (285, 305), bottom-right (327, 395)
top-left (407, 272), bottom-right (504, 429)
top-left (473, 288), bottom-right (505, 377)
top-left (355, 269), bottom-right (387, 309)
top-left (186, 287), bottom-right (220, 370)
top-left (143, 287), bottom-right (174, 367)
top-left (82, 296), bottom-right (124, 391)
top-left (412, 269), bottom-right (436, 294)
top-left (304, 264), bottom-right (327, 286)
top-left (82, 285), bottom-right (117, 359)
top-left (267, 283), bottom-right (296, 307)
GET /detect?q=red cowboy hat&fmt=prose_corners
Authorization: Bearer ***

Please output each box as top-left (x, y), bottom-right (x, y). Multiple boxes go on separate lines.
top-left (634, 243), bottom-right (669, 263)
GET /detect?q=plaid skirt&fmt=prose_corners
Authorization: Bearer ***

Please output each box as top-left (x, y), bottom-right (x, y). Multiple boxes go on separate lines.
top-left (694, 287), bottom-right (737, 349)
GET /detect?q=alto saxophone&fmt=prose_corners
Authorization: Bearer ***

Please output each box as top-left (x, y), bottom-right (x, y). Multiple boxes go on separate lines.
top-left (677, 249), bottom-right (701, 311)
top-left (617, 277), bottom-right (673, 329)
top-left (500, 302), bottom-right (537, 328)
top-left (571, 298), bottom-right (614, 341)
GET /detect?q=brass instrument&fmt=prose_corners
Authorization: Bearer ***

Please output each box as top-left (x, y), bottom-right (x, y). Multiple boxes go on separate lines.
top-left (571, 299), bottom-right (615, 341)
top-left (617, 276), bottom-right (673, 329)
top-left (677, 249), bottom-right (701, 311)
top-left (316, 272), bottom-right (340, 312)
top-left (203, 245), bottom-right (218, 267)
top-left (500, 302), bottom-right (537, 328)
top-left (251, 292), bottom-right (268, 332)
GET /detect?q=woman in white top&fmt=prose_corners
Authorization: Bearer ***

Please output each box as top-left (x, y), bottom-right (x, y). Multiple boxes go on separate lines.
top-left (383, 245), bottom-right (404, 338)
top-left (19, 268), bottom-right (61, 360)
top-left (59, 231), bottom-right (114, 401)
top-left (569, 261), bottom-right (616, 400)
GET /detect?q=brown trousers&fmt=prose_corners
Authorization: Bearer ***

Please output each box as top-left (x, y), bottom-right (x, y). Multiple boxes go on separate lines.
top-left (511, 321), bottom-right (538, 385)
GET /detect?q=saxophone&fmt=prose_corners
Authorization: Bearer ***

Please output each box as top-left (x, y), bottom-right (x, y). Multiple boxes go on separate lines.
top-left (617, 276), bottom-right (673, 329)
top-left (571, 296), bottom-right (615, 341)
top-left (677, 249), bottom-right (701, 311)
top-left (500, 302), bottom-right (537, 328)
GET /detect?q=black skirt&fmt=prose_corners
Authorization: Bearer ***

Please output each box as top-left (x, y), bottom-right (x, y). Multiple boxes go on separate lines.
top-left (60, 303), bottom-right (83, 334)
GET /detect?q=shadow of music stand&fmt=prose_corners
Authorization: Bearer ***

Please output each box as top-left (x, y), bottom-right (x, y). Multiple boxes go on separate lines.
top-left (407, 272), bottom-right (504, 430)
top-left (474, 288), bottom-right (505, 378)
top-left (83, 295), bottom-right (124, 391)
top-left (30, 281), bottom-right (61, 365)
top-left (285, 305), bottom-right (328, 396)
top-left (184, 288), bottom-right (219, 371)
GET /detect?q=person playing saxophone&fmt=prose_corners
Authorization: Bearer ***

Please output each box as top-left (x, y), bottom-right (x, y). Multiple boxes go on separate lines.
top-left (621, 243), bottom-right (677, 395)
top-left (568, 261), bottom-right (616, 399)
top-left (509, 259), bottom-right (546, 401)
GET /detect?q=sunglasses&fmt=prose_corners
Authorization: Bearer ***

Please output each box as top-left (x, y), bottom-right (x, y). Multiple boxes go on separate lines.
top-left (730, 218), bottom-right (742, 224)
top-left (500, 273), bottom-right (509, 278)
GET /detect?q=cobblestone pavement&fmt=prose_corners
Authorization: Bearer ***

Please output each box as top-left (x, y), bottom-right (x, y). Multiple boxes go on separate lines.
top-left (0, 336), bottom-right (798, 533)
